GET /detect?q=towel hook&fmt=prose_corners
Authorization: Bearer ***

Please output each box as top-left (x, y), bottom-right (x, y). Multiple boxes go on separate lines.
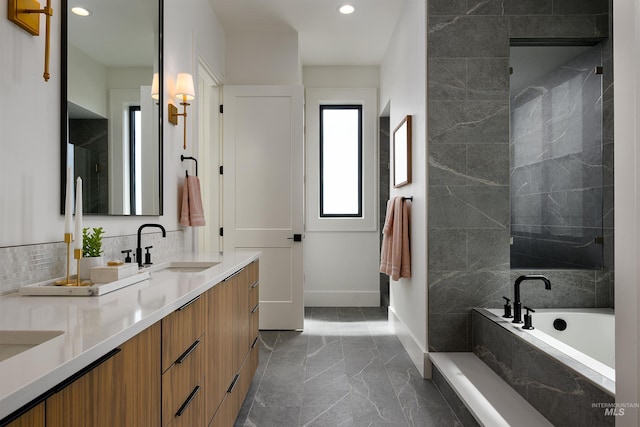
top-left (402, 196), bottom-right (413, 201)
top-left (180, 155), bottom-right (198, 177)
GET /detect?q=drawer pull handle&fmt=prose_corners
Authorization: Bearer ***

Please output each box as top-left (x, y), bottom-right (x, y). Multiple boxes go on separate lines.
top-left (177, 294), bottom-right (201, 311)
top-left (227, 374), bottom-right (240, 393)
top-left (175, 385), bottom-right (200, 417)
top-left (251, 336), bottom-right (259, 349)
top-left (250, 281), bottom-right (259, 289)
top-left (251, 303), bottom-right (259, 314)
top-left (175, 340), bottom-right (200, 364)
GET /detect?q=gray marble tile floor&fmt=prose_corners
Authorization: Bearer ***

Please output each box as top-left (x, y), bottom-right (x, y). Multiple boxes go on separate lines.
top-left (235, 307), bottom-right (462, 427)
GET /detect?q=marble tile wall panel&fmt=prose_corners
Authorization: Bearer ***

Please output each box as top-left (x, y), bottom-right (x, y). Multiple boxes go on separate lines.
top-left (471, 310), bottom-right (614, 427)
top-left (427, 0), bottom-right (613, 352)
top-left (0, 231), bottom-right (184, 295)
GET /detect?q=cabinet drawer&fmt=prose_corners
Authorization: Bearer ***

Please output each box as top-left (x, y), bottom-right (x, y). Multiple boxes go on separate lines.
top-left (247, 260), bottom-right (259, 289)
top-left (162, 294), bottom-right (206, 372)
top-left (165, 383), bottom-right (204, 427)
top-left (250, 305), bottom-right (259, 343)
top-left (250, 336), bottom-right (259, 379)
top-left (162, 336), bottom-right (205, 427)
top-left (249, 282), bottom-right (259, 312)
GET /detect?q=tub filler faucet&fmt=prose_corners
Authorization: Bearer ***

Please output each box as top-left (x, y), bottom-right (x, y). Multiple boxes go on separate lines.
top-left (513, 275), bottom-right (551, 324)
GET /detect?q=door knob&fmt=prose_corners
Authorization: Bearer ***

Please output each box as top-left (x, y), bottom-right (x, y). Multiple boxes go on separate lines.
top-left (287, 234), bottom-right (302, 242)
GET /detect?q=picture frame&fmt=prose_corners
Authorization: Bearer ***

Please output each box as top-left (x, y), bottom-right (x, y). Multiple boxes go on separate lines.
top-left (393, 115), bottom-right (412, 188)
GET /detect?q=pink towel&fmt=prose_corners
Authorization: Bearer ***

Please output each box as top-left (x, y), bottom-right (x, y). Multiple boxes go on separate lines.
top-left (180, 175), bottom-right (206, 227)
top-left (380, 197), bottom-right (411, 281)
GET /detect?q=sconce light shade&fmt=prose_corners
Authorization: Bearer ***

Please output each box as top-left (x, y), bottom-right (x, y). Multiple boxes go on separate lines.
top-left (151, 73), bottom-right (159, 100)
top-left (169, 72), bottom-right (196, 150)
top-left (175, 73), bottom-right (195, 101)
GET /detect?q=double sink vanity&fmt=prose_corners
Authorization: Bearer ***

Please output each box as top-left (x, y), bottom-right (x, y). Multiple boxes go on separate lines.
top-left (0, 251), bottom-right (260, 427)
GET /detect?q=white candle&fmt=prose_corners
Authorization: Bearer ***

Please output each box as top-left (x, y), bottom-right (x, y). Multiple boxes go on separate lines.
top-left (74, 177), bottom-right (83, 251)
top-left (64, 166), bottom-right (73, 234)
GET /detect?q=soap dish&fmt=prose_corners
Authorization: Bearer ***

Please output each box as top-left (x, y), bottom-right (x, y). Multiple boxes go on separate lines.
top-left (19, 271), bottom-right (150, 296)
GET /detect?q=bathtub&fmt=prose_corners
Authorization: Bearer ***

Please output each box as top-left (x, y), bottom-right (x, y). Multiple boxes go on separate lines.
top-left (472, 308), bottom-right (615, 427)
top-left (487, 308), bottom-right (615, 384)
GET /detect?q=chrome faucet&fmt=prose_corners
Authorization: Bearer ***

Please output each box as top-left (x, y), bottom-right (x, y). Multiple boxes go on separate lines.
top-left (136, 224), bottom-right (166, 267)
top-left (513, 275), bottom-right (551, 323)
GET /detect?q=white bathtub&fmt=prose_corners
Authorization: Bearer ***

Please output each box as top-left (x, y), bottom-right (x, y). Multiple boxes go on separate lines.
top-left (487, 308), bottom-right (615, 385)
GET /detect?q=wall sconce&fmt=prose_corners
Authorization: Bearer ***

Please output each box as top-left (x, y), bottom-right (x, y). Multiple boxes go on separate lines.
top-left (151, 73), bottom-right (159, 101)
top-left (169, 73), bottom-right (195, 150)
top-left (8, 0), bottom-right (54, 81)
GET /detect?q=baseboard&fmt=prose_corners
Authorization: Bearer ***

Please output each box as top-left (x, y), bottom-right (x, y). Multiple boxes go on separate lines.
top-left (388, 306), bottom-right (429, 378)
top-left (304, 291), bottom-right (379, 307)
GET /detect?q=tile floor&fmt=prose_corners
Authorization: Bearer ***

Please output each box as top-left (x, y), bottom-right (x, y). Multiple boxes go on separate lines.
top-left (235, 307), bottom-right (462, 426)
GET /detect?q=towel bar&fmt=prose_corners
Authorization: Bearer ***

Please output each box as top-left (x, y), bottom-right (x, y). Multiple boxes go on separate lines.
top-left (180, 155), bottom-right (198, 176)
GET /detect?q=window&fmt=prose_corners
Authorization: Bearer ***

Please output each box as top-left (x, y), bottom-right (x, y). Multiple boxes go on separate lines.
top-left (128, 106), bottom-right (142, 215)
top-left (320, 105), bottom-right (362, 217)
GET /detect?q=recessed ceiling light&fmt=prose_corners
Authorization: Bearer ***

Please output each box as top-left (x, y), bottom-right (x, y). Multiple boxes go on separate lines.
top-left (71, 7), bottom-right (91, 16)
top-left (338, 4), bottom-right (355, 15)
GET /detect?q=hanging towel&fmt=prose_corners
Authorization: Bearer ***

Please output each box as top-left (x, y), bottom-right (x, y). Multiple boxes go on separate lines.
top-left (380, 197), bottom-right (411, 281)
top-left (180, 175), bottom-right (206, 227)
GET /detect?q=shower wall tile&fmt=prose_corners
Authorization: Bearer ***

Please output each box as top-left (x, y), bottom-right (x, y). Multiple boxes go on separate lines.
top-left (428, 16), bottom-right (509, 58)
top-left (466, 58), bottom-right (510, 100)
top-left (503, 0), bottom-right (553, 15)
top-left (427, 1), bottom-right (613, 352)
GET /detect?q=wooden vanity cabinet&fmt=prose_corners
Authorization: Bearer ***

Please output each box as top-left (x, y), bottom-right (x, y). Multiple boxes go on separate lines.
top-left (45, 323), bottom-right (161, 427)
top-left (207, 260), bottom-right (260, 427)
top-left (162, 294), bottom-right (207, 427)
top-left (4, 402), bottom-right (44, 427)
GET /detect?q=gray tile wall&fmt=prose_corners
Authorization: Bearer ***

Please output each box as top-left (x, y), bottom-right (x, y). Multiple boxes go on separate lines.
top-left (0, 231), bottom-right (184, 295)
top-left (427, 0), bottom-right (611, 351)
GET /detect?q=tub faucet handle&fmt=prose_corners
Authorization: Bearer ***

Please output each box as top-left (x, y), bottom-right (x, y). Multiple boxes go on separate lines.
top-left (522, 306), bottom-right (535, 330)
top-left (502, 296), bottom-right (513, 318)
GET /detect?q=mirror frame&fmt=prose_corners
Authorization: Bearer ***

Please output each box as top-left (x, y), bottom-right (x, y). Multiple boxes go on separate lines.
top-left (60, 0), bottom-right (164, 216)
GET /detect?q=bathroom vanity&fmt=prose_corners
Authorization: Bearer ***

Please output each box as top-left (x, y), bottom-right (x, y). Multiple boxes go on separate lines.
top-left (0, 251), bottom-right (260, 427)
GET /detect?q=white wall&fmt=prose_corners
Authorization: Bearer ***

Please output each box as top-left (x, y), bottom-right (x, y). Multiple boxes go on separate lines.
top-left (225, 30), bottom-right (301, 85)
top-left (303, 69), bottom-right (380, 306)
top-left (68, 44), bottom-right (107, 117)
top-left (379, 0), bottom-right (428, 376)
top-left (613, 0), bottom-right (640, 423)
top-left (0, 0), bottom-right (226, 247)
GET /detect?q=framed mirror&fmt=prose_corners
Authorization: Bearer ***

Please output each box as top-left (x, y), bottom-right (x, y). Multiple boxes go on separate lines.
top-left (60, 0), bottom-right (163, 215)
top-left (393, 115), bottom-right (412, 188)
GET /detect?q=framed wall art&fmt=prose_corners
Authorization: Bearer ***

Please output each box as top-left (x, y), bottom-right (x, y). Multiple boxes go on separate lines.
top-left (393, 115), bottom-right (412, 187)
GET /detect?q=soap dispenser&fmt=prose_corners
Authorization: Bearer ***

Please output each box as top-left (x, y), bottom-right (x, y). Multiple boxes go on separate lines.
top-left (502, 296), bottom-right (513, 318)
top-left (522, 306), bottom-right (535, 330)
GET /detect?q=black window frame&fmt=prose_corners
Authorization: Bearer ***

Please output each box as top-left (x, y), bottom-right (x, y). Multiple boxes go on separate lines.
top-left (319, 104), bottom-right (363, 218)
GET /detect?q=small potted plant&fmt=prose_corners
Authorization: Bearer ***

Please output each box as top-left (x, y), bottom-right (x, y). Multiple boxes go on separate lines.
top-left (79, 227), bottom-right (105, 280)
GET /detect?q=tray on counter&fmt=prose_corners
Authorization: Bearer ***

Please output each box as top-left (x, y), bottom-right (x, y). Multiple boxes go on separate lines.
top-left (19, 271), bottom-right (150, 296)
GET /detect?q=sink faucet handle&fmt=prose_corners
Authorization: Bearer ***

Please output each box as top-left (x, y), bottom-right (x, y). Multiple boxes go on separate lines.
top-left (502, 296), bottom-right (513, 318)
top-left (144, 246), bottom-right (154, 266)
top-left (121, 249), bottom-right (132, 263)
top-left (522, 306), bottom-right (536, 330)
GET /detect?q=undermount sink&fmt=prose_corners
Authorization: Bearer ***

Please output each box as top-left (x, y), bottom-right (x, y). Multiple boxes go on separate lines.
top-left (0, 330), bottom-right (64, 363)
top-left (151, 261), bottom-right (220, 273)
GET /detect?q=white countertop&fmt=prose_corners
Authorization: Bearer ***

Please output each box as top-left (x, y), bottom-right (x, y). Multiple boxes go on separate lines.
top-left (0, 251), bottom-right (260, 421)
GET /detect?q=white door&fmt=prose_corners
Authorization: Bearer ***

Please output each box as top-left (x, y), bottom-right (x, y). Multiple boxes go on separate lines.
top-left (222, 85), bottom-right (304, 330)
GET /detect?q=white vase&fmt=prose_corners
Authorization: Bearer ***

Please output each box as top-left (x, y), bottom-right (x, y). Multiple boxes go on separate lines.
top-left (79, 256), bottom-right (104, 280)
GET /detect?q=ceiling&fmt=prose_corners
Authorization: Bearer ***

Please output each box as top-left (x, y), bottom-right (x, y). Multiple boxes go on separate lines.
top-left (209, 0), bottom-right (406, 66)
